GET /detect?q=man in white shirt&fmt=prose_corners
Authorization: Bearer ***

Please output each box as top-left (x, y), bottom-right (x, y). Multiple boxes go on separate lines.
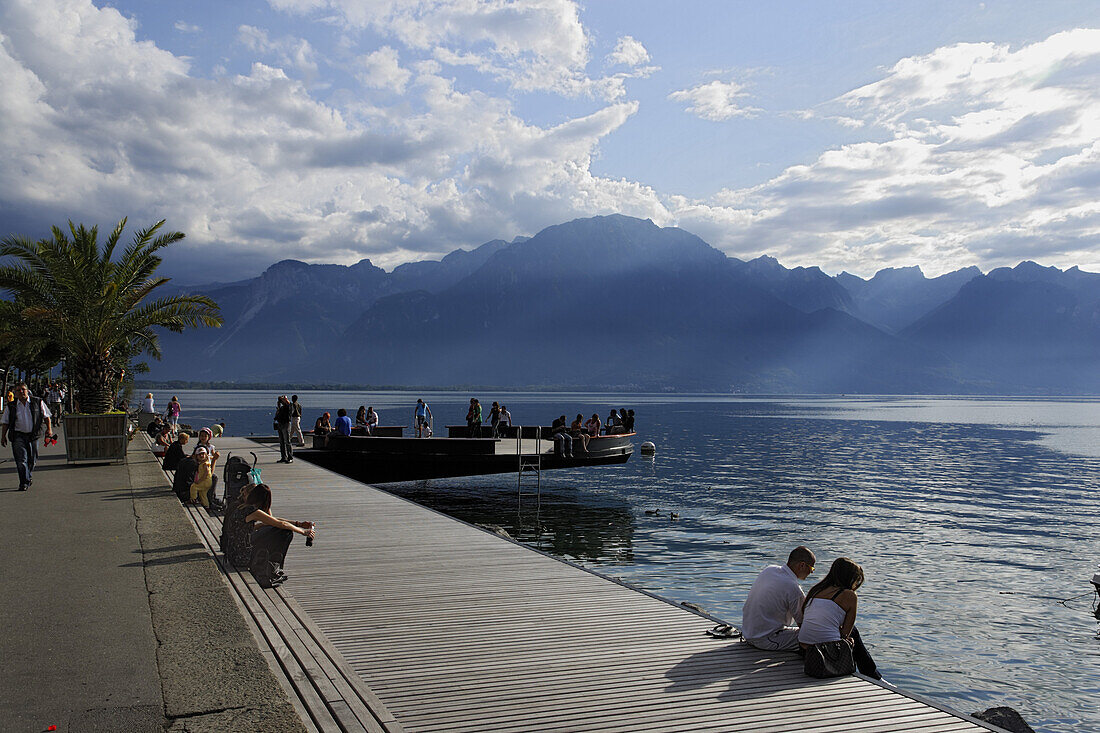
top-left (741, 546), bottom-right (816, 651)
top-left (1, 383), bottom-right (53, 491)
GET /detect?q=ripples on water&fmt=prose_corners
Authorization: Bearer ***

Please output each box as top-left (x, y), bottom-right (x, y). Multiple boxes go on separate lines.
top-left (173, 391), bottom-right (1100, 732)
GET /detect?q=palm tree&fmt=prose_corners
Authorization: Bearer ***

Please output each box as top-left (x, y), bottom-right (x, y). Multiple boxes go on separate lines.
top-left (0, 218), bottom-right (222, 414)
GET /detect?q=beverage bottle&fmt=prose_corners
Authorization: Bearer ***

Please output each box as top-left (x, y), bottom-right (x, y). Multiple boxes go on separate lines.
top-left (306, 522), bottom-right (316, 547)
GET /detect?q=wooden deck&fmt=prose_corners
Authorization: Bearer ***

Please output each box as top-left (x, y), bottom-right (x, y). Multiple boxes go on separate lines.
top-left (199, 437), bottom-right (1003, 733)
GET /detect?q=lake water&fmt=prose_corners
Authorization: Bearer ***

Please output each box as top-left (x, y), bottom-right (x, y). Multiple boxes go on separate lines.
top-left (165, 390), bottom-right (1100, 732)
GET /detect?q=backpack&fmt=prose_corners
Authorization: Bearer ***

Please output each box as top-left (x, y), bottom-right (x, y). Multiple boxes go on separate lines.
top-left (172, 457), bottom-right (198, 502)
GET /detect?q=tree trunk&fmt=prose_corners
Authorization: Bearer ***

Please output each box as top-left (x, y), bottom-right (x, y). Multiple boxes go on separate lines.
top-left (72, 353), bottom-right (114, 414)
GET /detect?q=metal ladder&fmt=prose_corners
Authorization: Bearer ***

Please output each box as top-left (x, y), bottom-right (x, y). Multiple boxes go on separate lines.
top-left (517, 426), bottom-right (542, 494)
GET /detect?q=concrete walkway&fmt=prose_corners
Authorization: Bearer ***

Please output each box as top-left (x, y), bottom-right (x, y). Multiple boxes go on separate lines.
top-left (0, 431), bottom-right (304, 732)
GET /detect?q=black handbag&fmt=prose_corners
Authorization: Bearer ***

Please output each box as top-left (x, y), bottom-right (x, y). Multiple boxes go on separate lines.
top-left (804, 640), bottom-right (855, 678)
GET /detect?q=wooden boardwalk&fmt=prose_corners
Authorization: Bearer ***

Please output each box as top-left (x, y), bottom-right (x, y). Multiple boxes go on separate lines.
top-left (206, 437), bottom-right (1001, 733)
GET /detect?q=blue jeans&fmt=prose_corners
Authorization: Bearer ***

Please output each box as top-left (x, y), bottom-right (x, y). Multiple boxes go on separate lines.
top-left (12, 432), bottom-right (37, 487)
top-left (553, 432), bottom-right (573, 457)
top-left (276, 423), bottom-right (293, 461)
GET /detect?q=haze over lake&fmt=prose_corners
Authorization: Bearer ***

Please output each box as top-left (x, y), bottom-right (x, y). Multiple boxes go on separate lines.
top-left (171, 390), bottom-right (1100, 733)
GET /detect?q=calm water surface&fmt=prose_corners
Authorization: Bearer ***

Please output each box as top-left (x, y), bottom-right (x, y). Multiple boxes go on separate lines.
top-left (169, 390), bottom-right (1100, 732)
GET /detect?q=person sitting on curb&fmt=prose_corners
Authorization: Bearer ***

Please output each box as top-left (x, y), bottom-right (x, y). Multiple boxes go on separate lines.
top-left (741, 545), bottom-right (817, 651)
top-left (224, 483), bottom-right (315, 588)
top-left (162, 432), bottom-right (189, 471)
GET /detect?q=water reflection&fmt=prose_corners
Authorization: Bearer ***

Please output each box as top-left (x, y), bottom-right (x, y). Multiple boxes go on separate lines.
top-left (379, 480), bottom-right (636, 564)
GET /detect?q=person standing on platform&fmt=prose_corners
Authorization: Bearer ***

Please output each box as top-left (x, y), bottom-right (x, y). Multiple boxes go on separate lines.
top-left (0, 383), bottom-right (53, 491)
top-left (274, 395), bottom-right (294, 463)
top-left (414, 398), bottom-right (432, 438)
top-left (290, 394), bottom-right (305, 446)
top-left (741, 546), bottom-right (817, 651)
top-left (489, 401), bottom-right (502, 437)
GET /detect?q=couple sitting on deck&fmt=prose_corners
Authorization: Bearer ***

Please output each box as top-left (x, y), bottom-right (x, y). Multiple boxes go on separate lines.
top-left (741, 546), bottom-right (882, 680)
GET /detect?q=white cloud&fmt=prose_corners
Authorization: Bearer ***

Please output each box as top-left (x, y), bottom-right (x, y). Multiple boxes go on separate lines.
top-left (0, 0), bottom-right (656, 281)
top-left (265, 0), bottom-right (635, 99)
top-left (174, 21), bottom-right (201, 34)
top-left (607, 36), bottom-right (649, 67)
top-left (674, 29), bottom-right (1100, 275)
top-left (237, 24), bottom-right (318, 77)
top-left (668, 79), bottom-right (759, 121)
top-left (355, 46), bottom-right (411, 92)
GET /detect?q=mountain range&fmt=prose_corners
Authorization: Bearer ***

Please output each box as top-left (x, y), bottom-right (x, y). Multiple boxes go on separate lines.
top-left (149, 215), bottom-right (1100, 394)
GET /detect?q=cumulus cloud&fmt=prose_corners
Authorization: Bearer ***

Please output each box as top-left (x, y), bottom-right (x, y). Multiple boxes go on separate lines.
top-left (355, 46), bottom-right (411, 92)
top-left (607, 36), bottom-right (649, 67)
top-left (0, 0), bottom-right (658, 282)
top-left (672, 29), bottom-right (1100, 275)
top-left (668, 79), bottom-right (759, 121)
top-left (265, 0), bottom-right (636, 98)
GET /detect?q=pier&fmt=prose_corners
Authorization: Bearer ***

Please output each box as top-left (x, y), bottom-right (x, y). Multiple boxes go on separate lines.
top-left (181, 436), bottom-right (1002, 732)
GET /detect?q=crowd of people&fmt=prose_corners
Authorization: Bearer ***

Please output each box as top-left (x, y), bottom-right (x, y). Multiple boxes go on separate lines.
top-left (741, 546), bottom-right (882, 681)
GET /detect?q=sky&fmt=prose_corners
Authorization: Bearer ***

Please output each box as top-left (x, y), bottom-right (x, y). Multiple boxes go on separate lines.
top-left (1, 0), bottom-right (1098, 284)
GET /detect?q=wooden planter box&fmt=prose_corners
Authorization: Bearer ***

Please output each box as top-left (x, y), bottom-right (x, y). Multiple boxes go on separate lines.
top-left (64, 413), bottom-right (130, 463)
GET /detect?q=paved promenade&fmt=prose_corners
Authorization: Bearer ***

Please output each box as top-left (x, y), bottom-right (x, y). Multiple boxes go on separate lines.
top-left (0, 433), bottom-right (304, 732)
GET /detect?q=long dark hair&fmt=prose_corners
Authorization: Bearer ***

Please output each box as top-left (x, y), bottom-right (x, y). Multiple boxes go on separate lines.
top-left (249, 483), bottom-right (273, 512)
top-left (356, 405), bottom-right (366, 421)
top-left (802, 557), bottom-right (864, 613)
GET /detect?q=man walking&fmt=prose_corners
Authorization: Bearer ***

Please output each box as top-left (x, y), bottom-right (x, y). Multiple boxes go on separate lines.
top-left (1, 383), bottom-right (53, 491)
top-left (290, 394), bottom-right (305, 447)
top-left (741, 546), bottom-right (816, 651)
top-left (414, 398), bottom-right (432, 438)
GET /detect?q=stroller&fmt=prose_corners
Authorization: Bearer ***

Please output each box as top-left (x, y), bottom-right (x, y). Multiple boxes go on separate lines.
top-left (220, 452), bottom-right (259, 553)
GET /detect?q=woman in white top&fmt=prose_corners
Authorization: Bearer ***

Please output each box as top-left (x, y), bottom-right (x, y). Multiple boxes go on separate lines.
top-left (798, 557), bottom-right (881, 679)
top-left (142, 392), bottom-right (155, 413)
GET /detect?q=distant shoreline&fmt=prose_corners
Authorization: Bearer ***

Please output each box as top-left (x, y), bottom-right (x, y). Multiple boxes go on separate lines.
top-left (134, 381), bottom-right (1100, 398)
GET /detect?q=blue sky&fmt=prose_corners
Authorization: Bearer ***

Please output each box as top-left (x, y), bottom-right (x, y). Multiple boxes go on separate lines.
top-left (1, 0), bottom-right (1098, 284)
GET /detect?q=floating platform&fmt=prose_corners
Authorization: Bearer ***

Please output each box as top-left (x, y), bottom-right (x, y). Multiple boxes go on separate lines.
top-left (296, 427), bottom-right (634, 483)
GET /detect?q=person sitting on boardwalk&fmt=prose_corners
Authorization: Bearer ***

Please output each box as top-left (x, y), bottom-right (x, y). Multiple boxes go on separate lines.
top-left (153, 424), bottom-right (172, 456)
top-left (334, 408), bottom-right (353, 436)
top-left (798, 557), bottom-right (881, 680)
top-left (162, 432), bottom-right (189, 471)
top-left (142, 392), bottom-right (155, 414)
top-left (224, 483), bottom-right (315, 588)
top-left (741, 546), bottom-right (816, 651)
top-left (414, 399), bottom-right (432, 438)
top-left (189, 447), bottom-right (216, 509)
top-left (584, 413), bottom-right (601, 437)
top-left (466, 398), bottom-right (482, 437)
top-left (498, 405), bottom-right (511, 434)
top-left (314, 412), bottom-right (332, 435)
top-left (623, 409), bottom-right (635, 433)
top-left (355, 405), bottom-right (369, 432)
top-left (365, 406), bottom-right (379, 434)
top-left (194, 427), bottom-right (220, 464)
top-left (551, 415), bottom-right (573, 458)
